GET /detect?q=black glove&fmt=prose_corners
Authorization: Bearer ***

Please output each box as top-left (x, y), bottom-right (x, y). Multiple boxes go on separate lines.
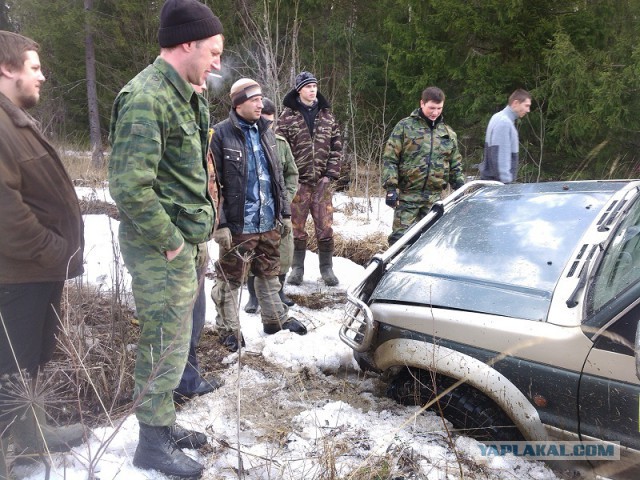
top-left (385, 189), bottom-right (398, 208)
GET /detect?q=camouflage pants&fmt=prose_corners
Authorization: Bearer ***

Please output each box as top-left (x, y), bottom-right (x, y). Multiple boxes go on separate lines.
top-left (291, 178), bottom-right (334, 242)
top-left (247, 227), bottom-right (293, 276)
top-left (118, 220), bottom-right (198, 427)
top-left (279, 228), bottom-right (294, 273)
top-left (212, 229), bottom-right (281, 333)
top-left (389, 198), bottom-right (437, 245)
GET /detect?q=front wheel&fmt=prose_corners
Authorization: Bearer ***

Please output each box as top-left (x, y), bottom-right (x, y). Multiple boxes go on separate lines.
top-left (387, 368), bottom-right (524, 442)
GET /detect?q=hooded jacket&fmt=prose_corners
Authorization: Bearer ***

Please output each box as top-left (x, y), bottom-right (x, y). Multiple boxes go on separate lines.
top-left (0, 92), bottom-right (84, 283)
top-left (276, 89), bottom-right (342, 185)
top-left (210, 110), bottom-right (290, 234)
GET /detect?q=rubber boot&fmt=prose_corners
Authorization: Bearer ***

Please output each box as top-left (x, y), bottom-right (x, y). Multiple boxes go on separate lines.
top-left (11, 399), bottom-right (84, 456)
top-left (244, 276), bottom-right (259, 313)
top-left (278, 274), bottom-right (295, 307)
top-left (133, 423), bottom-right (204, 478)
top-left (318, 239), bottom-right (339, 286)
top-left (288, 240), bottom-right (306, 286)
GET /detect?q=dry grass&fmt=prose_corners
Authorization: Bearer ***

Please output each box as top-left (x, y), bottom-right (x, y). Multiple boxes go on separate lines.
top-left (58, 148), bottom-right (107, 188)
top-left (45, 282), bottom-right (137, 427)
top-left (303, 224), bottom-right (388, 268)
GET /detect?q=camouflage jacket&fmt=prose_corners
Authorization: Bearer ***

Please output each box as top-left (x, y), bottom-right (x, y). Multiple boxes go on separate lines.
top-left (108, 57), bottom-right (215, 251)
top-left (276, 90), bottom-right (342, 185)
top-left (276, 134), bottom-right (299, 201)
top-left (382, 109), bottom-right (464, 200)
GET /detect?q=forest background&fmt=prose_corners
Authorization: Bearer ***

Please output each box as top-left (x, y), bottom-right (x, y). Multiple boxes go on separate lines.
top-left (2, 0), bottom-right (640, 184)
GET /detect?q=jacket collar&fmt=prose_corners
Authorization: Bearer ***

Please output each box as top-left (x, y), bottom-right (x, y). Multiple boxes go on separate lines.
top-left (152, 56), bottom-right (195, 103)
top-left (282, 88), bottom-right (331, 111)
top-left (0, 91), bottom-right (38, 129)
top-left (504, 105), bottom-right (518, 122)
top-left (411, 108), bottom-right (443, 129)
top-left (229, 108), bottom-right (271, 134)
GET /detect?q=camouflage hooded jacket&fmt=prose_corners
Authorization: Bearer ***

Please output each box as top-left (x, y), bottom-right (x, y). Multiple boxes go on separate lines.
top-left (382, 109), bottom-right (464, 200)
top-left (276, 90), bottom-right (342, 185)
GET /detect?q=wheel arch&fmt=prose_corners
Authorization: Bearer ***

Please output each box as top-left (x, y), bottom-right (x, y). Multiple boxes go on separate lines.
top-left (374, 338), bottom-right (548, 441)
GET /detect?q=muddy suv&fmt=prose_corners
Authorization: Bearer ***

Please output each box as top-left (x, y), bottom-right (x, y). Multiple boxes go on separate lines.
top-left (340, 180), bottom-right (640, 478)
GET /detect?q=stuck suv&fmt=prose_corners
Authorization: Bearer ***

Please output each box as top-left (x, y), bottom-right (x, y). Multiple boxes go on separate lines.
top-left (340, 180), bottom-right (640, 479)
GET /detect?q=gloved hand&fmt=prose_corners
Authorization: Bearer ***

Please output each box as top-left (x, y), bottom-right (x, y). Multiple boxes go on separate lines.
top-left (212, 227), bottom-right (232, 250)
top-left (385, 189), bottom-right (398, 208)
top-left (281, 218), bottom-right (293, 237)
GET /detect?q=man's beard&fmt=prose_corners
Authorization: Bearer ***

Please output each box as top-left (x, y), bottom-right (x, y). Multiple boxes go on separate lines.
top-left (15, 79), bottom-right (39, 109)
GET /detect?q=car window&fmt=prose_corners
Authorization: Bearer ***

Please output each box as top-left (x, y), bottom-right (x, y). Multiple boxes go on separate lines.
top-left (589, 199), bottom-right (640, 315)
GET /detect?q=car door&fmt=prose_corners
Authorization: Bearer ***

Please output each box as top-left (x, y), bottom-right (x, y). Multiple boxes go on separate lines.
top-left (580, 198), bottom-right (640, 451)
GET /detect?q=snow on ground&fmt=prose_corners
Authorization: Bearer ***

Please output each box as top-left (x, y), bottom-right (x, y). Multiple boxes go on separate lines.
top-left (12, 188), bottom-right (559, 480)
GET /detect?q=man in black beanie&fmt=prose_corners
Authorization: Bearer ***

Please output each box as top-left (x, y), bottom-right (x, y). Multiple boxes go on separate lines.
top-left (277, 71), bottom-right (343, 287)
top-left (108, 0), bottom-right (223, 477)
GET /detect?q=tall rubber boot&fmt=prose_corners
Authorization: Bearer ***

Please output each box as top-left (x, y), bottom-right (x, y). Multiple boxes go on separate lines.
top-left (11, 398), bottom-right (84, 456)
top-left (133, 423), bottom-right (204, 478)
top-left (287, 240), bottom-right (306, 286)
top-left (244, 276), bottom-right (259, 313)
top-left (278, 275), bottom-right (295, 307)
top-left (318, 239), bottom-right (339, 286)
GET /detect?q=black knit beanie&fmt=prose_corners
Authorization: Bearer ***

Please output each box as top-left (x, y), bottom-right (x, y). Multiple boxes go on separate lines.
top-left (158, 0), bottom-right (223, 48)
top-left (295, 71), bottom-right (318, 91)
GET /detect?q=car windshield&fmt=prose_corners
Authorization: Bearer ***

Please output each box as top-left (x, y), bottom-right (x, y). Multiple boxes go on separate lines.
top-left (372, 182), bottom-right (627, 321)
top-left (589, 196), bottom-right (640, 315)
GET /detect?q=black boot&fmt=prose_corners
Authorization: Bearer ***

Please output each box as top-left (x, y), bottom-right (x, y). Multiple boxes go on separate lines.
top-left (278, 274), bottom-right (295, 306)
top-left (263, 317), bottom-right (307, 335)
top-left (244, 276), bottom-right (259, 313)
top-left (133, 423), bottom-right (204, 478)
top-left (288, 240), bottom-right (306, 285)
top-left (170, 424), bottom-right (208, 450)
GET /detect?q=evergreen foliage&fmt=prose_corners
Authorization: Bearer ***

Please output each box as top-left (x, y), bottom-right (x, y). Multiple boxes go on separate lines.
top-left (2, 0), bottom-right (639, 180)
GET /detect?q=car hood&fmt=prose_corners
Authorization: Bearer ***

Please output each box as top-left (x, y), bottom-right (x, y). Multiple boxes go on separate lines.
top-left (371, 182), bottom-right (629, 321)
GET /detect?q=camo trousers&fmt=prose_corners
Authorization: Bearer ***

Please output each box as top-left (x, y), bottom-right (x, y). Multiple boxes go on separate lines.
top-left (291, 177), bottom-right (334, 242)
top-left (118, 220), bottom-right (198, 427)
top-left (389, 198), bottom-right (436, 245)
top-left (212, 229), bottom-right (281, 334)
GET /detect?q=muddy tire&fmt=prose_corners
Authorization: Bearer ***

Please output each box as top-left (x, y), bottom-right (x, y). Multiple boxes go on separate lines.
top-left (387, 368), bottom-right (524, 442)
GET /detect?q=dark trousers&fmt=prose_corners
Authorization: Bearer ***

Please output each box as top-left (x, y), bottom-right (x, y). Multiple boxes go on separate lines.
top-left (176, 269), bottom-right (206, 395)
top-left (0, 281), bottom-right (64, 423)
top-left (0, 281), bottom-right (64, 376)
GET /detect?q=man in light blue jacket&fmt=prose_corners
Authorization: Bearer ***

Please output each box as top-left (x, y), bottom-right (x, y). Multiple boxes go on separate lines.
top-left (480, 89), bottom-right (531, 183)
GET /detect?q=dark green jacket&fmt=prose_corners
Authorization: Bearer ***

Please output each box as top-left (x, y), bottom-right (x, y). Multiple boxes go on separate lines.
top-left (108, 57), bottom-right (214, 251)
top-left (382, 109), bottom-right (464, 201)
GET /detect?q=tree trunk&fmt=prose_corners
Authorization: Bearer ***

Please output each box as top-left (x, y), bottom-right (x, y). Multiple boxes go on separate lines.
top-left (84, 0), bottom-right (103, 169)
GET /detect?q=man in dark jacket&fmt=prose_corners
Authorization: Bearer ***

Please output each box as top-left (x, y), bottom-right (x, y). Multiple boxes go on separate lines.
top-left (210, 78), bottom-right (307, 352)
top-left (277, 71), bottom-right (342, 286)
top-left (0, 31), bottom-right (85, 475)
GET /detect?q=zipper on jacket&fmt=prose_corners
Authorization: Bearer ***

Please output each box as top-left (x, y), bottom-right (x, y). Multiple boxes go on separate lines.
top-left (421, 129), bottom-right (435, 193)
